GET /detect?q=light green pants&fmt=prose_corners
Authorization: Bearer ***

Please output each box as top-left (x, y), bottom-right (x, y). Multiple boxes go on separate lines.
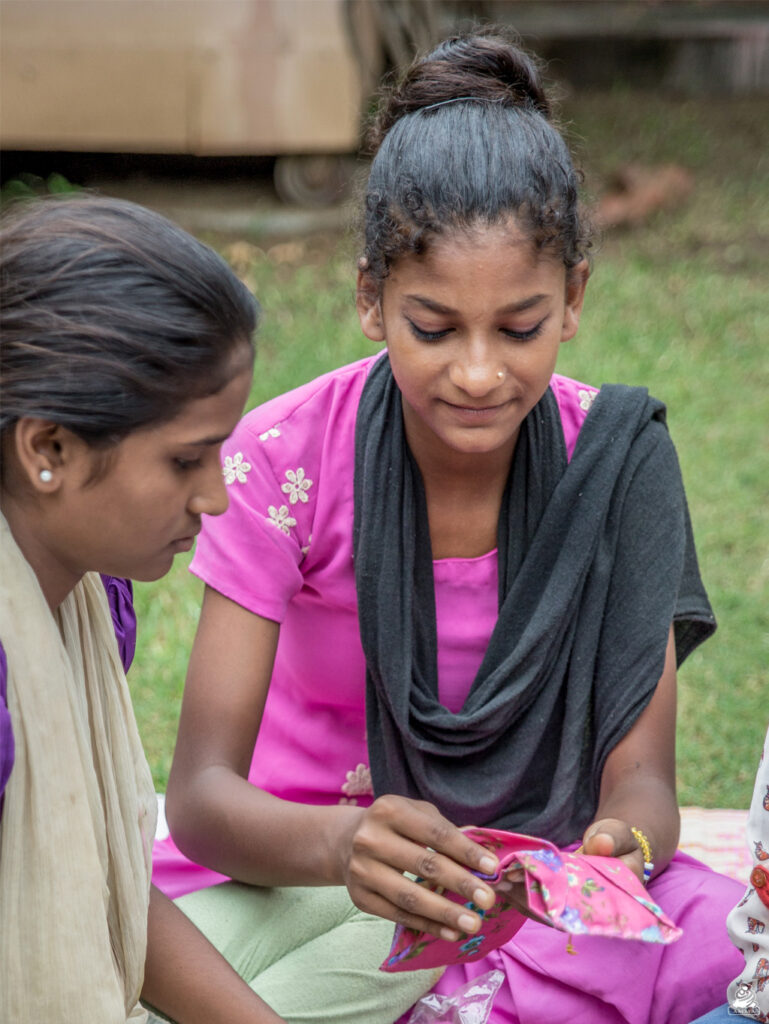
top-left (161, 882), bottom-right (440, 1024)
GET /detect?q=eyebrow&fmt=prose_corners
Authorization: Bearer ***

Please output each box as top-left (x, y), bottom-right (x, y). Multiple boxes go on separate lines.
top-left (179, 434), bottom-right (232, 447)
top-left (404, 293), bottom-right (550, 315)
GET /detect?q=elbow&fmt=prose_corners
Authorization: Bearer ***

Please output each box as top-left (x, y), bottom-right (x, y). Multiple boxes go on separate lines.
top-left (164, 760), bottom-right (242, 871)
top-left (164, 763), bottom-right (207, 863)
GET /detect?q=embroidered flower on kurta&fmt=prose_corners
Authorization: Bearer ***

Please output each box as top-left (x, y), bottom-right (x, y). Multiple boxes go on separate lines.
top-left (341, 763), bottom-right (373, 798)
top-left (259, 427), bottom-right (281, 441)
top-left (581, 387), bottom-right (597, 411)
top-left (266, 505), bottom-right (297, 535)
top-left (281, 467), bottom-right (313, 504)
top-left (222, 452), bottom-right (251, 485)
top-left (578, 389), bottom-right (598, 412)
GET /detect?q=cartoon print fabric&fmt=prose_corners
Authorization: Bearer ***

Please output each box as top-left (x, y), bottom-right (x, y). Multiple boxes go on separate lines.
top-left (381, 827), bottom-right (681, 973)
top-left (726, 726), bottom-right (769, 1022)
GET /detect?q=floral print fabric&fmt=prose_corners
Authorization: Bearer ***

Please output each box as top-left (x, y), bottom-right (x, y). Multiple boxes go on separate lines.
top-left (382, 827), bottom-right (681, 973)
top-left (726, 725), bottom-right (769, 1021)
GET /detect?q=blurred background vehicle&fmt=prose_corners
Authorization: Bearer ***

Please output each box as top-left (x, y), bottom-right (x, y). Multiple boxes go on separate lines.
top-left (2, 0), bottom-right (768, 206)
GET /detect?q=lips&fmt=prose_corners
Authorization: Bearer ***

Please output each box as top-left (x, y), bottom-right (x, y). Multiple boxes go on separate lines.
top-left (170, 536), bottom-right (196, 552)
top-left (170, 523), bottom-right (201, 551)
top-left (442, 398), bottom-right (512, 423)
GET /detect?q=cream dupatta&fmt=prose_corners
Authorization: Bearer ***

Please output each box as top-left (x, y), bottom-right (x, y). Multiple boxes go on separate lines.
top-left (0, 513), bottom-right (157, 1023)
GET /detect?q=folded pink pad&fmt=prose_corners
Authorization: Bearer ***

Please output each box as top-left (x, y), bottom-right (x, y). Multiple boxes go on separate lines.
top-left (380, 826), bottom-right (682, 972)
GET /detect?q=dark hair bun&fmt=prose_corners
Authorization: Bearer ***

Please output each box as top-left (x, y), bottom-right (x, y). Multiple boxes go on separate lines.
top-left (370, 30), bottom-right (550, 151)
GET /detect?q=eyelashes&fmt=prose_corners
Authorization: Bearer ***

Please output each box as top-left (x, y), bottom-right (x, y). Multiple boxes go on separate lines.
top-left (406, 317), bottom-right (548, 343)
top-left (174, 457), bottom-right (202, 471)
top-left (500, 320), bottom-right (547, 342)
top-left (406, 320), bottom-right (451, 342)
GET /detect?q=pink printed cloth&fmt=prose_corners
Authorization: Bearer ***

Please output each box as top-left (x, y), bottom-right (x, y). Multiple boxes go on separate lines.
top-left (152, 357), bottom-right (744, 1023)
top-left (382, 828), bottom-right (680, 973)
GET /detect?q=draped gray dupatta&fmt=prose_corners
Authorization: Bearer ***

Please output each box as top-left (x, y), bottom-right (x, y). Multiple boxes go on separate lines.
top-left (353, 355), bottom-right (714, 845)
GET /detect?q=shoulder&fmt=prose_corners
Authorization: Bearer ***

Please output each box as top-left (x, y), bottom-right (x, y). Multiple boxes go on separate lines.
top-left (0, 575), bottom-right (135, 812)
top-left (235, 355), bottom-right (380, 447)
top-left (549, 372), bottom-right (600, 461)
top-left (190, 357), bottom-right (379, 619)
top-left (217, 354), bottom-right (378, 525)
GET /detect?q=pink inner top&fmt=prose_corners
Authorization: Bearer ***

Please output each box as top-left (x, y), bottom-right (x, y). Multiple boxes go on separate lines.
top-left (152, 356), bottom-right (598, 897)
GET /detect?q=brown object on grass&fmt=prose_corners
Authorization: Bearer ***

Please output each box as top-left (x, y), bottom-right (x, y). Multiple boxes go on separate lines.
top-left (594, 163), bottom-right (695, 229)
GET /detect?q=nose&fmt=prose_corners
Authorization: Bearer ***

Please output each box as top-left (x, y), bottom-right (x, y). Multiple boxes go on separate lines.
top-left (188, 459), bottom-right (229, 518)
top-left (448, 338), bottom-right (503, 398)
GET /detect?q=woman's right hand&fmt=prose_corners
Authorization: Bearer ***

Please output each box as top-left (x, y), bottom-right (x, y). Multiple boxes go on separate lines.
top-left (338, 794), bottom-right (500, 940)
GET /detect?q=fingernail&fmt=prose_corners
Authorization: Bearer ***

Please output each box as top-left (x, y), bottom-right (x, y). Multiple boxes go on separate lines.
top-left (440, 927), bottom-right (459, 941)
top-left (458, 913), bottom-right (478, 933)
top-left (479, 855), bottom-right (497, 874)
top-left (473, 887), bottom-right (494, 908)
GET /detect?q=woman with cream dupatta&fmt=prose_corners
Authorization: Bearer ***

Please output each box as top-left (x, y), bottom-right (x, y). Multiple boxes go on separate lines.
top-left (0, 195), bottom-right (284, 1024)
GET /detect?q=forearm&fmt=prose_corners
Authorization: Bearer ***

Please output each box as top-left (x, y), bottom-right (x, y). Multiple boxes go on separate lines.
top-left (167, 766), bottom-right (363, 887)
top-left (142, 885), bottom-right (285, 1024)
top-left (587, 624), bottom-right (680, 879)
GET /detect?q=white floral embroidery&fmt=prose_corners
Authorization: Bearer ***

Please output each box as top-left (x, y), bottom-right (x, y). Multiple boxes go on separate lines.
top-left (281, 467), bottom-right (313, 505)
top-left (222, 452), bottom-right (251, 485)
top-left (259, 426), bottom-right (281, 442)
top-left (341, 763), bottom-right (373, 798)
top-left (578, 388), bottom-right (598, 412)
top-left (300, 534), bottom-right (313, 558)
top-left (266, 504), bottom-right (297, 535)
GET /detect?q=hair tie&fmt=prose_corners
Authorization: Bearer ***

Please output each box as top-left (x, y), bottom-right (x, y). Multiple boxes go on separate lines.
top-left (419, 96), bottom-right (493, 114)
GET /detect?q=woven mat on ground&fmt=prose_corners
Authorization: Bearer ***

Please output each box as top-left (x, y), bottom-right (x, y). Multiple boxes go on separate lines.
top-left (679, 805), bottom-right (751, 882)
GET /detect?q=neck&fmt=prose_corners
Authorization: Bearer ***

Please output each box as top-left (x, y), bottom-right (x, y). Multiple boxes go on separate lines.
top-left (401, 408), bottom-right (519, 560)
top-left (0, 493), bottom-right (80, 611)
top-left (402, 406), bottom-right (518, 493)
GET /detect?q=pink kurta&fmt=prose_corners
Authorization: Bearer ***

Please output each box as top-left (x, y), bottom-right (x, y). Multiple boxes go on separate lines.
top-left (153, 355), bottom-right (742, 1023)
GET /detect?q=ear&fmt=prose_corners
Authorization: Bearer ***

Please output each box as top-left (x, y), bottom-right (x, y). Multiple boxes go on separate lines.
top-left (356, 270), bottom-right (385, 342)
top-left (13, 418), bottom-right (72, 493)
top-left (560, 260), bottom-right (590, 344)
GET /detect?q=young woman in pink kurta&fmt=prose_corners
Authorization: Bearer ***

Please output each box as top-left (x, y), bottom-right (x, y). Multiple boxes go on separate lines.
top-left (153, 353), bottom-right (741, 1021)
top-left (156, 30), bottom-right (743, 1023)
top-left (153, 360), bottom-right (596, 895)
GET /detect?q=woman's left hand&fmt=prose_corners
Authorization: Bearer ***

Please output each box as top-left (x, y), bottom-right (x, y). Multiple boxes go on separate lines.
top-left (581, 817), bottom-right (646, 884)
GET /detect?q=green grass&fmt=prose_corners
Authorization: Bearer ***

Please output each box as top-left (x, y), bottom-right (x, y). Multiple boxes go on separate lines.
top-left (130, 90), bottom-right (768, 810)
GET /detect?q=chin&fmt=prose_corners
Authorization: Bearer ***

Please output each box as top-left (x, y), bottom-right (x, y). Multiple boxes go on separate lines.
top-left (130, 554), bottom-right (175, 582)
top-left (445, 432), bottom-right (509, 456)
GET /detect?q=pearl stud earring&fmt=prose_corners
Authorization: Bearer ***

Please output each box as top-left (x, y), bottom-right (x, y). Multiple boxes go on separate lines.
top-left (497, 371), bottom-right (505, 380)
top-left (39, 469), bottom-right (53, 483)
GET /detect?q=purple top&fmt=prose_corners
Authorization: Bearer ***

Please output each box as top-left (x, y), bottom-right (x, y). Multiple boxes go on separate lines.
top-left (0, 575), bottom-right (137, 810)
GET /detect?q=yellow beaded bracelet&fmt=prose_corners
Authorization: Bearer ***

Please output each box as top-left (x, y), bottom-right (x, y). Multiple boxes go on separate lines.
top-left (630, 826), bottom-right (654, 885)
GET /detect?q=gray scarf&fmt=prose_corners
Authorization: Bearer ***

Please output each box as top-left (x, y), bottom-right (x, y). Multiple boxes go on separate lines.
top-left (353, 355), bottom-right (714, 844)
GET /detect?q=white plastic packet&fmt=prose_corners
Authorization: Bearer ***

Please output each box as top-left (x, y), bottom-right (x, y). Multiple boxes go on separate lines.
top-left (406, 969), bottom-right (504, 1024)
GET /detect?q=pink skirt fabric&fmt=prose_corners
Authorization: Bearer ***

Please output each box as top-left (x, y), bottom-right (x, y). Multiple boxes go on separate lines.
top-left (397, 852), bottom-right (743, 1024)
